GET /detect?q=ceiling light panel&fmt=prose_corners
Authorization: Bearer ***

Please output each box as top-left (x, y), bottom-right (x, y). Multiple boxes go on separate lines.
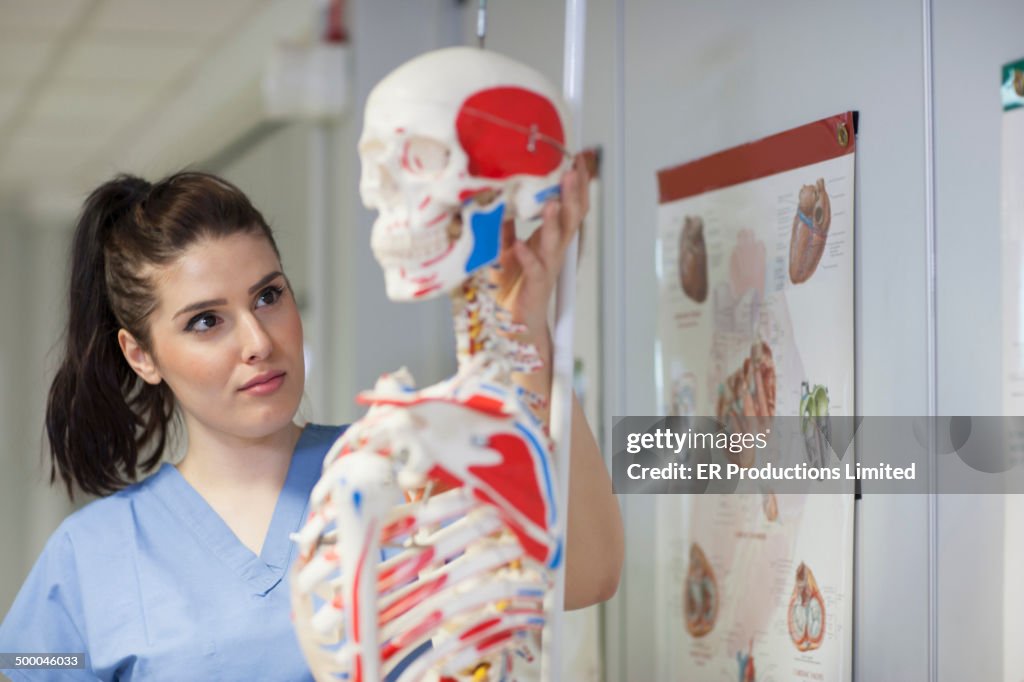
top-left (53, 41), bottom-right (204, 85)
top-left (0, 0), bottom-right (91, 34)
top-left (0, 39), bottom-right (56, 84)
top-left (92, 0), bottom-right (258, 39)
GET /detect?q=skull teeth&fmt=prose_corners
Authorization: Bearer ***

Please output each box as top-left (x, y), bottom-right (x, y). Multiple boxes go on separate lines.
top-left (373, 215), bottom-right (461, 265)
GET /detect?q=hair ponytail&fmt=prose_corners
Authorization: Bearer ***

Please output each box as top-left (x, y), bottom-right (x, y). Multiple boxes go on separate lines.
top-left (46, 176), bottom-right (172, 498)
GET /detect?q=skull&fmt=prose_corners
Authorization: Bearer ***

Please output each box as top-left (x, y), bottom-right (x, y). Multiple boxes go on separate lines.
top-left (359, 47), bottom-right (572, 301)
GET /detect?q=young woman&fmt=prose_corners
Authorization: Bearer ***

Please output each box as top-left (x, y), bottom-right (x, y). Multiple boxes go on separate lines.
top-left (0, 165), bottom-right (623, 680)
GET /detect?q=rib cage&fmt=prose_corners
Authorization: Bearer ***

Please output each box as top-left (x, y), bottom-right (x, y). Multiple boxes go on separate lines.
top-left (291, 360), bottom-right (562, 682)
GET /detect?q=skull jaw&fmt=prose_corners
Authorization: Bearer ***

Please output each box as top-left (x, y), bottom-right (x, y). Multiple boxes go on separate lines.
top-left (375, 203), bottom-right (506, 302)
top-left (376, 226), bottom-right (477, 301)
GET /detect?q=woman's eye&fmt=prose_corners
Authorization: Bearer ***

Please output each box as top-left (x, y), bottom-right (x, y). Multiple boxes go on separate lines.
top-left (185, 313), bottom-right (219, 333)
top-left (256, 285), bottom-right (285, 308)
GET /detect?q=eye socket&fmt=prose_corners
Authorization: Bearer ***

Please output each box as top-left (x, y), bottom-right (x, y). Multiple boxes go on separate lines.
top-left (362, 137), bottom-right (389, 155)
top-left (359, 140), bottom-right (394, 206)
top-left (400, 137), bottom-right (450, 177)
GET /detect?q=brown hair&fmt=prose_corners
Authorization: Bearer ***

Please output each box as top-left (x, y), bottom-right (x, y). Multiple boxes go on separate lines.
top-left (45, 171), bottom-right (280, 498)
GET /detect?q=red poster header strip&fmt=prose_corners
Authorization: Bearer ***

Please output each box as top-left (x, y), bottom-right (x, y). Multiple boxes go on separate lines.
top-left (657, 112), bottom-right (856, 204)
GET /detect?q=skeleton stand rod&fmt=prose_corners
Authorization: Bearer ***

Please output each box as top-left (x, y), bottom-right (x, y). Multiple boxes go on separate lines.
top-left (542, 0), bottom-right (587, 679)
top-left (476, 0), bottom-right (487, 48)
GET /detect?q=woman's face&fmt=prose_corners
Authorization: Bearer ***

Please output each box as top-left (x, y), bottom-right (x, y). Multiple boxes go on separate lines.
top-left (124, 232), bottom-right (304, 442)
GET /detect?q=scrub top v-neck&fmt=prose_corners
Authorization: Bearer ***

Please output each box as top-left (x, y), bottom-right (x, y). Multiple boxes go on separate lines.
top-left (0, 423), bottom-right (345, 681)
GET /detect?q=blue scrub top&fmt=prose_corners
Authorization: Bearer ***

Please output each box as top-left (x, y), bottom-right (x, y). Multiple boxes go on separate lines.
top-left (0, 423), bottom-right (346, 681)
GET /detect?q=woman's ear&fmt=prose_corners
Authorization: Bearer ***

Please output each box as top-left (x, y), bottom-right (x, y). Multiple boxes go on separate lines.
top-left (117, 329), bottom-right (162, 385)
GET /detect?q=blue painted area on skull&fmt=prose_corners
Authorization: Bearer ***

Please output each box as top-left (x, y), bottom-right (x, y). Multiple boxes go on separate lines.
top-left (464, 202), bottom-right (506, 273)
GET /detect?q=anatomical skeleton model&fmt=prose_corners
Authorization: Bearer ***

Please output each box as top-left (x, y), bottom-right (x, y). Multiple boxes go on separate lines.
top-left (290, 47), bottom-right (572, 681)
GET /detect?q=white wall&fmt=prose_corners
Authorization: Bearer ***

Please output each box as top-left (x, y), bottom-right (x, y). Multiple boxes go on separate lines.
top-left (932, 0), bottom-right (1023, 679)
top-left (0, 214), bottom-right (77, 616)
top-left (0, 212), bottom-right (28, 615)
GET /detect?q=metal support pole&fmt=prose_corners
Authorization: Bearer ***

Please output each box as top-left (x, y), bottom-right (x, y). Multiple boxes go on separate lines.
top-left (309, 122), bottom-right (332, 421)
top-left (543, 0), bottom-right (587, 679)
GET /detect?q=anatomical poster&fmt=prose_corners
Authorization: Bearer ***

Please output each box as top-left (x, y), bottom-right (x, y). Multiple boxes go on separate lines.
top-left (653, 113), bottom-right (856, 681)
top-left (1002, 58), bottom-right (1024, 682)
top-left (655, 494), bottom-right (854, 682)
top-left (1002, 58), bottom-right (1024, 415)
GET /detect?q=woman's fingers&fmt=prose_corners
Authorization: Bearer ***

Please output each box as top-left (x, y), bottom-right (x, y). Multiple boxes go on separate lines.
top-left (501, 215), bottom-right (517, 252)
top-left (514, 239), bottom-right (545, 280)
top-left (494, 155), bottom-right (592, 316)
top-left (533, 158), bottom-right (587, 273)
top-left (576, 154), bottom-right (591, 215)
top-left (496, 217), bottom-right (521, 283)
top-left (538, 197), bottom-right (563, 266)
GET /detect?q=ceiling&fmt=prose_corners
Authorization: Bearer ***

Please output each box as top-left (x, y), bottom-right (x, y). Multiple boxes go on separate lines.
top-left (0, 0), bottom-right (315, 220)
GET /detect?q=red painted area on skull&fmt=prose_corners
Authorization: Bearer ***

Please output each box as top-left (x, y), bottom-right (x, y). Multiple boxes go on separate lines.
top-left (426, 211), bottom-right (448, 226)
top-left (469, 434), bottom-right (547, 530)
top-left (413, 283), bottom-right (442, 298)
top-left (456, 87), bottom-right (564, 179)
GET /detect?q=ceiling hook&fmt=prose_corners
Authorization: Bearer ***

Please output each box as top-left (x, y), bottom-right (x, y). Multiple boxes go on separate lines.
top-left (477, 0), bottom-right (487, 48)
